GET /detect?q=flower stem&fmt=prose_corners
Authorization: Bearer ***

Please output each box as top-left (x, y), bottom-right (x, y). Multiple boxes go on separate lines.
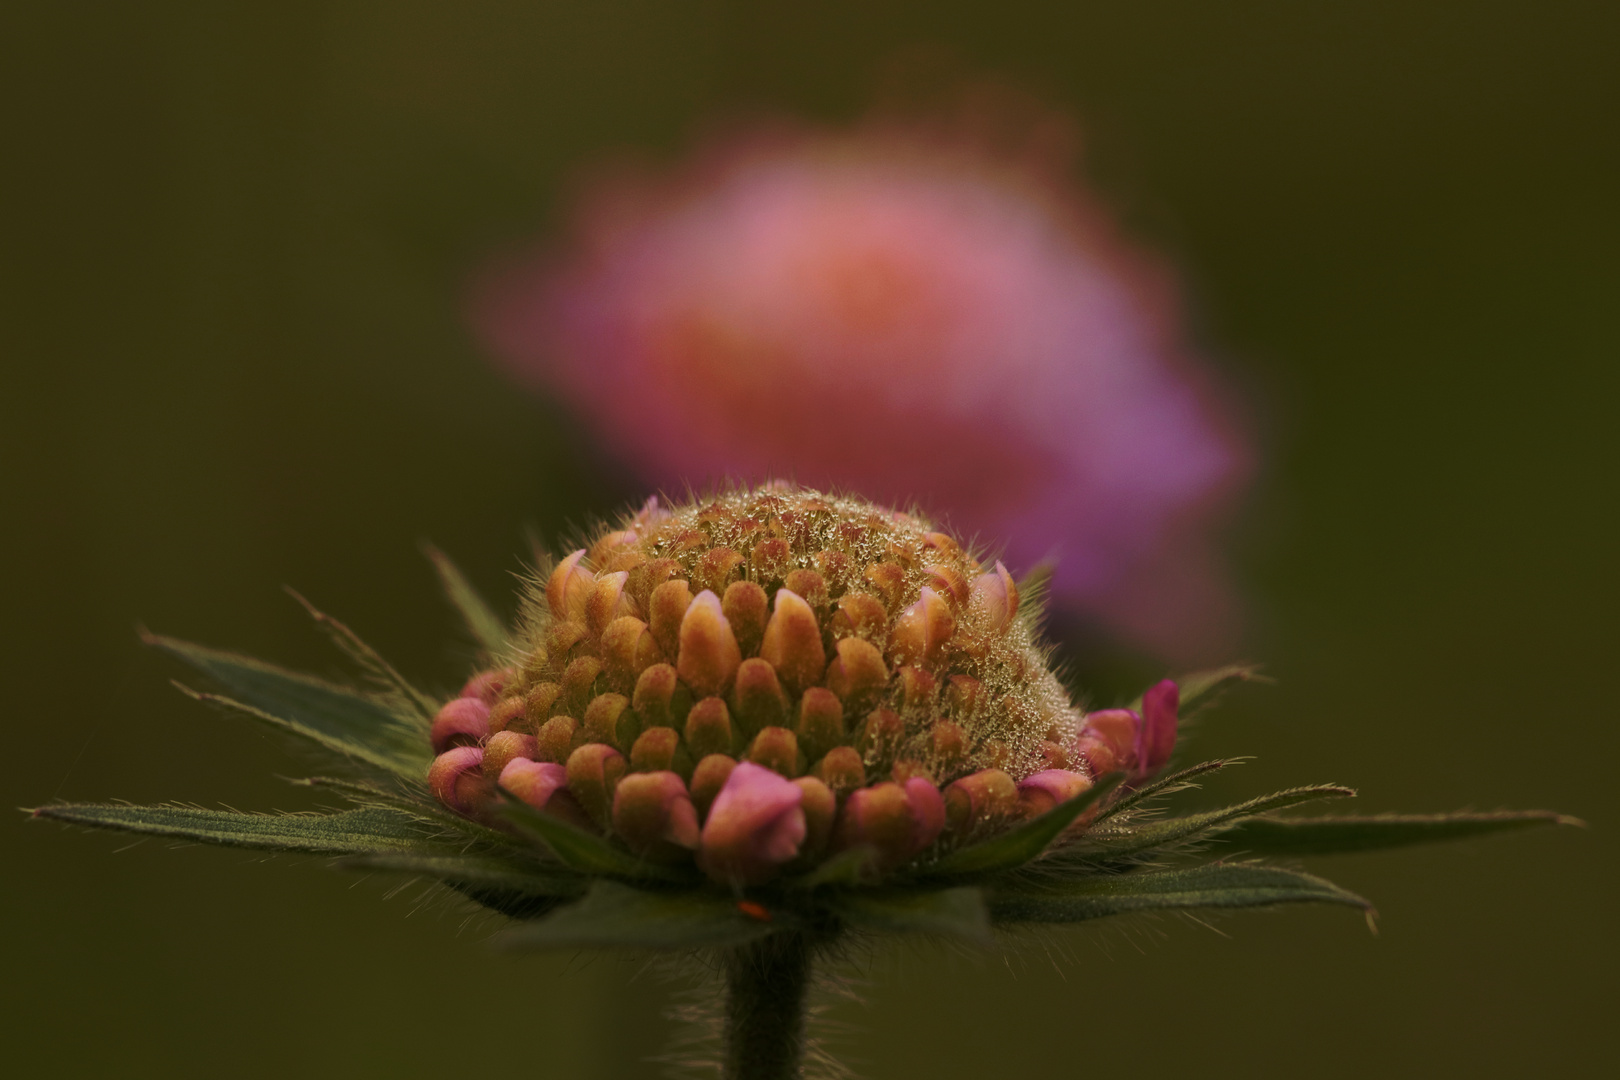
top-left (722, 932), bottom-right (814, 1080)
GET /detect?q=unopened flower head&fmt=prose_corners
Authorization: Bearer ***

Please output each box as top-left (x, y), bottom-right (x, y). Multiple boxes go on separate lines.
top-left (38, 482), bottom-right (1573, 1080)
top-left (429, 484), bottom-right (1179, 886)
top-left (473, 110), bottom-right (1251, 660)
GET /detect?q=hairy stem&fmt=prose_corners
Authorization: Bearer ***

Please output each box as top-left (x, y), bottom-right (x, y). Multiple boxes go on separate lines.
top-left (722, 932), bottom-right (814, 1080)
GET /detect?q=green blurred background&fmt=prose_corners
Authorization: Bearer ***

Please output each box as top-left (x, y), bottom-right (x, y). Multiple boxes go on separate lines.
top-left (3, 2), bottom-right (1614, 1076)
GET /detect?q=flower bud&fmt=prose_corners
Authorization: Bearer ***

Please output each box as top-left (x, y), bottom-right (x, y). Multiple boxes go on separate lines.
top-left (534, 715), bottom-right (580, 764)
top-left (600, 616), bottom-right (663, 685)
top-left (829, 591), bottom-right (888, 643)
top-left (863, 561), bottom-right (908, 609)
top-left (1072, 733), bottom-right (1117, 776)
top-left (482, 730), bottom-right (538, 779)
top-left (632, 662), bottom-right (691, 729)
top-left (693, 546), bottom-right (746, 597)
top-left (782, 569), bottom-right (827, 610)
top-left (854, 708), bottom-right (906, 765)
top-left (524, 681), bottom-right (562, 723)
top-left (566, 742), bottom-right (627, 829)
top-left (500, 758), bottom-right (595, 831)
top-left (429, 746), bottom-right (487, 814)
top-left (897, 666), bottom-right (937, 712)
top-left (647, 579), bottom-right (694, 659)
top-left (759, 589), bottom-right (826, 692)
top-left (792, 776), bottom-right (837, 860)
top-left (586, 528), bottom-right (638, 570)
top-left (1138, 679), bottom-right (1179, 777)
top-left (582, 692), bottom-right (632, 748)
top-left (430, 697), bottom-right (489, 753)
top-left (545, 620), bottom-right (591, 667)
top-left (612, 771), bottom-right (700, 860)
top-left (1038, 739), bottom-right (1073, 771)
top-left (676, 590), bottom-right (743, 698)
top-left (697, 761), bottom-right (807, 886)
top-left (438, 485), bottom-right (1136, 862)
top-left (813, 548), bottom-right (852, 587)
top-left (905, 777), bottom-right (946, 853)
top-left (943, 768), bottom-right (1019, 835)
top-left (1078, 708), bottom-right (1141, 776)
top-left (684, 696), bottom-right (734, 760)
top-left (748, 725), bottom-right (804, 778)
top-left (890, 586), bottom-right (954, 667)
top-left (833, 777), bottom-right (943, 868)
top-left (488, 695), bottom-right (528, 734)
top-left (626, 557), bottom-right (682, 609)
top-left (460, 667), bottom-right (514, 705)
top-left (923, 564), bottom-right (970, 608)
top-left (721, 580), bottom-right (768, 657)
top-left (560, 655), bottom-right (603, 712)
top-left (823, 637), bottom-right (888, 710)
top-left (546, 549), bottom-right (595, 622)
top-left (811, 746), bottom-right (867, 800)
top-left (585, 570), bottom-right (636, 635)
top-left (889, 758), bottom-right (925, 785)
top-left (968, 560), bottom-right (1019, 631)
top-left (929, 720), bottom-right (968, 773)
top-left (945, 674), bottom-right (982, 718)
top-left (689, 753), bottom-right (737, 819)
top-left (604, 549), bottom-right (646, 575)
top-left (669, 528), bottom-right (709, 556)
top-left (731, 657), bottom-right (789, 734)
top-left (750, 538), bottom-right (791, 583)
top-left (980, 738), bottom-right (1010, 770)
top-left (794, 687), bottom-right (845, 763)
top-left (1016, 769), bottom-right (1093, 817)
top-left (630, 725), bottom-right (692, 779)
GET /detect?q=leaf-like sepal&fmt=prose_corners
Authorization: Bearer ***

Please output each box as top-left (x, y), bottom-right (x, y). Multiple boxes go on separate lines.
top-left (830, 886), bottom-right (991, 943)
top-left (500, 880), bottom-right (785, 951)
top-left (290, 775), bottom-right (514, 843)
top-left (145, 632), bottom-right (431, 777)
top-left (424, 544), bottom-right (511, 657)
top-left (495, 790), bottom-right (697, 883)
top-left (990, 863), bottom-right (1371, 925)
top-left (1094, 759), bottom-right (1238, 823)
top-left (1214, 810), bottom-right (1578, 856)
top-left (338, 851), bottom-right (585, 896)
top-left (31, 803), bottom-right (456, 855)
top-left (283, 590), bottom-right (440, 719)
top-left (1074, 784), bottom-right (1356, 863)
top-left (918, 774), bottom-right (1121, 880)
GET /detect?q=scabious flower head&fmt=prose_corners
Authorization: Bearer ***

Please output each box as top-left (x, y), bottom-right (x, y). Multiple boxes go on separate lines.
top-left (39, 483), bottom-right (1570, 1080)
top-left (429, 484), bottom-right (1179, 885)
top-left (472, 110), bottom-right (1251, 660)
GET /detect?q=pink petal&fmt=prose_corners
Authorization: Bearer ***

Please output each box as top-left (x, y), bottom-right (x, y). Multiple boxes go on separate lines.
top-left (430, 697), bottom-right (490, 754)
top-left (698, 761), bottom-right (806, 884)
top-left (1137, 679), bottom-right (1180, 776)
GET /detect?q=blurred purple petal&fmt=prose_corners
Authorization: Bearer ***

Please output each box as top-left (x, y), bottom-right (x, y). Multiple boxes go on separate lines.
top-left (473, 108), bottom-right (1251, 660)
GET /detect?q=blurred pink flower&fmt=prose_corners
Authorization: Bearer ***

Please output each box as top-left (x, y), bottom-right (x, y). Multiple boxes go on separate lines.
top-left (472, 107), bottom-right (1251, 660)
